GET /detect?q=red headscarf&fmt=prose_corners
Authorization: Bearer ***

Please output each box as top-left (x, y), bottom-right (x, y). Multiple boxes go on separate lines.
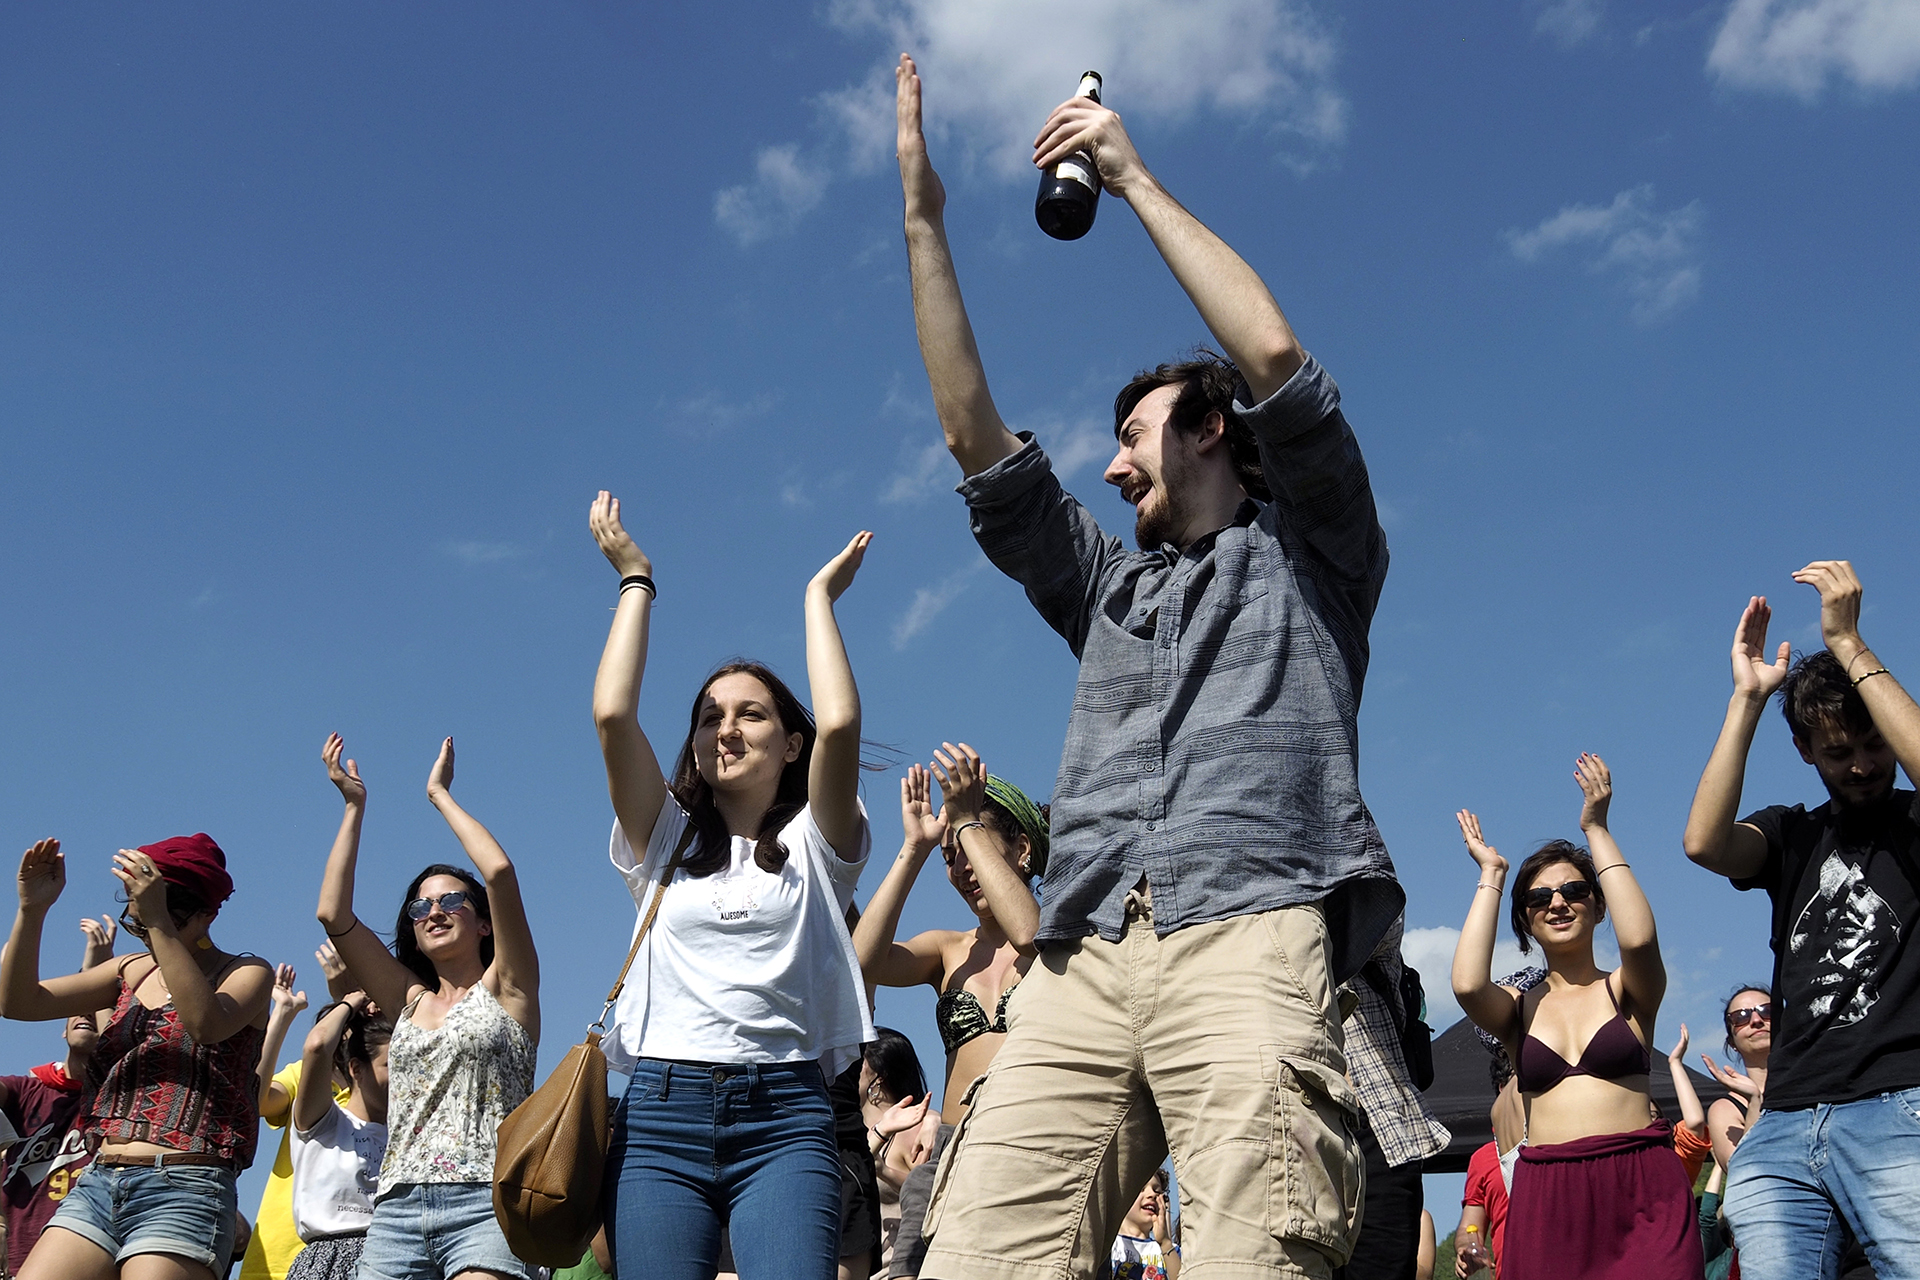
top-left (136, 833), bottom-right (234, 910)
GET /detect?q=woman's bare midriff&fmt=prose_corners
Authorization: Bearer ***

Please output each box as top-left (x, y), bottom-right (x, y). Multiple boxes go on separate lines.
top-left (1523, 1073), bottom-right (1658, 1146)
top-left (942, 1029), bottom-right (1007, 1126)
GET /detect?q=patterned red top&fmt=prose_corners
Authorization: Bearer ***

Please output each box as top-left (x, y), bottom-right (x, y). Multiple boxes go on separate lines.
top-left (85, 958), bottom-right (266, 1169)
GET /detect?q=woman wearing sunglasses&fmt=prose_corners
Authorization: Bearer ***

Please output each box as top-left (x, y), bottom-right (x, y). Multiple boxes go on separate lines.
top-left (1700, 986), bottom-right (1770, 1171)
top-left (1451, 754), bottom-right (1701, 1280)
top-left (1, 833), bottom-right (271, 1280)
top-left (588, 491), bottom-right (875, 1280)
top-left (314, 733), bottom-right (540, 1280)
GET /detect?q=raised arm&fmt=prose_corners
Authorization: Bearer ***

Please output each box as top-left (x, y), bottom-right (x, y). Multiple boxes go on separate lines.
top-left (80, 915), bottom-right (120, 1032)
top-left (426, 738), bottom-right (539, 1042)
top-left (293, 994), bottom-right (363, 1133)
top-left (315, 735), bottom-right (422, 1019)
top-left (314, 939), bottom-right (358, 1003)
top-left (1576, 754), bottom-right (1664, 1017)
top-left (589, 491), bottom-right (670, 847)
top-left (806, 532), bottom-right (872, 858)
top-left (256, 963), bottom-right (308, 1123)
top-left (896, 55), bottom-right (1021, 478)
top-left (1, 840), bottom-right (126, 1022)
top-left (852, 765), bottom-right (949, 989)
top-left (1684, 597), bottom-right (1786, 878)
top-left (932, 743), bottom-right (1040, 951)
top-left (1794, 560), bottom-right (1920, 783)
top-left (1032, 99), bottom-right (1301, 403)
top-left (1666, 1024), bottom-right (1706, 1137)
top-left (1450, 812), bottom-right (1521, 1046)
top-left (113, 849), bottom-right (271, 1043)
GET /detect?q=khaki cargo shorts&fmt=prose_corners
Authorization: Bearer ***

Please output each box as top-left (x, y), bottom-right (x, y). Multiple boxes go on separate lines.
top-left (918, 889), bottom-right (1362, 1280)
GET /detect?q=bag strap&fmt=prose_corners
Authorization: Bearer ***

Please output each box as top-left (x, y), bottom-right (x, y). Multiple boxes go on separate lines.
top-left (588, 822), bottom-right (694, 1034)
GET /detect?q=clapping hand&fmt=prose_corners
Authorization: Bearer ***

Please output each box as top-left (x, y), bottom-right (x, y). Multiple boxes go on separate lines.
top-left (270, 963), bottom-right (308, 1021)
top-left (931, 742), bottom-right (986, 828)
top-left (426, 737), bottom-right (456, 800)
top-left (1730, 597), bottom-right (1790, 703)
top-left (900, 764), bottom-right (948, 860)
top-left (1574, 753), bottom-right (1612, 831)
top-left (1700, 1054), bottom-right (1762, 1102)
top-left (895, 55), bottom-right (947, 219)
top-left (324, 734), bottom-right (366, 806)
top-left (810, 532), bottom-right (873, 603)
top-left (589, 491), bottom-right (652, 579)
top-left (1455, 811), bottom-right (1506, 877)
top-left (16, 839), bottom-right (65, 914)
top-left (1667, 1024), bottom-right (1690, 1067)
top-left (79, 914), bottom-right (117, 965)
top-left (1791, 560), bottom-right (1866, 667)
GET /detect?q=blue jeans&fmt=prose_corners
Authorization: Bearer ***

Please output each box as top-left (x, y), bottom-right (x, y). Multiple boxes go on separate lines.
top-left (1724, 1088), bottom-right (1920, 1280)
top-left (358, 1181), bottom-right (532, 1280)
top-left (605, 1059), bottom-right (840, 1280)
top-left (48, 1161), bottom-right (237, 1269)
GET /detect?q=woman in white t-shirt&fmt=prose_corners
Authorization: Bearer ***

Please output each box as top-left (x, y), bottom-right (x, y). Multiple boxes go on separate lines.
top-left (286, 993), bottom-right (390, 1280)
top-left (587, 490), bottom-right (876, 1280)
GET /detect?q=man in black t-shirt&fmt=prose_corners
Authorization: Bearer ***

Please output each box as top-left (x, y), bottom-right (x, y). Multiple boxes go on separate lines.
top-left (1682, 560), bottom-right (1920, 1280)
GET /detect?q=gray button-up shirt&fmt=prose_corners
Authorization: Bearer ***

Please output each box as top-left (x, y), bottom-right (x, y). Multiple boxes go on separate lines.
top-left (958, 355), bottom-right (1403, 982)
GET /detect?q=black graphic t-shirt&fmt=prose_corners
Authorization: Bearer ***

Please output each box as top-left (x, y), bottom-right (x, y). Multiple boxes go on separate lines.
top-left (1736, 789), bottom-right (1920, 1109)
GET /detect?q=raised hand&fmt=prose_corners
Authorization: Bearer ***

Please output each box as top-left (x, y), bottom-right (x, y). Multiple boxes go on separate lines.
top-left (1574, 753), bottom-right (1612, 831)
top-left (1032, 93), bottom-right (1147, 199)
top-left (1701, 1054), bottom-right (1761, 1101)
top-left (16, 839), bottom-right (65, 914)
top-left (1730, 596), bottom-right (1791, 702)
top-left (314, 939), bottom-right (349, 983)
top-left (324, 733), bottom-right (366, 806)
top-left (900, 763), bottom-right (948, 858)
top-left (895, 54), bottom-right (946, 220)
top-left (809, 531), bottom-right (873, 603)
top-left (426, 737), bottom-right (456, 800)
top-left (875, 1093), bottom-right (931, 1140)
top-left (1455, 811), bottom-right (1506, 876)
top-left (1791, 560), bottom-right (1866, 666)
top-left (589, 491), bottom-right (652, 579)
top-left (79, 914), bottom-right (117, 959)
top-left (270, 963), bottom-right (308, 1020)
top-left (931, 742), bottom-right (986, 827)
top-left (111, 848), bottom-right (168, 932)
top-left (1668, 1023), bottom-right (1690, 1066)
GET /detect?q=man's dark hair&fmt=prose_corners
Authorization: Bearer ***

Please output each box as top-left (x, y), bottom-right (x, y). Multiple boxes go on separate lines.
top-left (1779, 650), bottom-right (1874, 744)
top-left (1509, 840), bottom-right (1607, 955)
top-left (1114, 350), bottom-right (1272, 502)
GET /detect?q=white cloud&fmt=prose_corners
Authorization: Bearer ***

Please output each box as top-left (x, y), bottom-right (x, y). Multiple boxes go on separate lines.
top-left (714, 145), bottom-right (830, 246)
top-left (670, 390), bottom-right (779, 433)
top-left (1031, 416), bottom-right (1113, 480)
top-left (828, 0), bottom-right (1346, 180)
top-left (1533, 0), bottom-right (1605, 47)
top-left (880, 438), bottom-right (953, 504)
top-left (719, 0), bottom-right (1346, 242)
top-left (1507, 185), bottom-right (1705, 323)
top-left (1401, 926), bottom-right (1534, 1033)
top-left (892, 560), bottom-right (987, 647)
top-left (1708, 0), bottom-right (1920, 98)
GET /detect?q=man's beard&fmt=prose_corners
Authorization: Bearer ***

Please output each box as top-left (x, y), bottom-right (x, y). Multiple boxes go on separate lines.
top-left (1132, 451), bottom-right (1193, 550)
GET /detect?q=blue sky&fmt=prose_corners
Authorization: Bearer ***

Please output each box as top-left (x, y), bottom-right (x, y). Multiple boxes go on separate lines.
top-left (3, 0), bottom-right (1917, 1222)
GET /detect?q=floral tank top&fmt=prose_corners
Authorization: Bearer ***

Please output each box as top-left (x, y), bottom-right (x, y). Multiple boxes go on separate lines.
top-left (379, 982), bottom-right (535, 1194)
top-left (87, 957), bottom-right (268, 1169)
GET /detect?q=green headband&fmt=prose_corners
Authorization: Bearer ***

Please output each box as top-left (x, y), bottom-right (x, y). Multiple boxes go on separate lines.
top-left (983, 775), bottom-right (1049, 878)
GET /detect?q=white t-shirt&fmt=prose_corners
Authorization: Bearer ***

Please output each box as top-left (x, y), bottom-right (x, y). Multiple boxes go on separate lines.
top-left (290, 1101), bottom-right (388, 1241)
top-left (606, 796), bottom-right (873, 1078)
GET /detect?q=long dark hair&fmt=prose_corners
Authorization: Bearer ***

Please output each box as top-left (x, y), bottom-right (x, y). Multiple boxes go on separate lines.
top-left (864, 1026), bottom-right (927, 1105)
top-left (671, 661), bottom-right (816, 878)
top-left (392, 863), bottom-right (494, 988)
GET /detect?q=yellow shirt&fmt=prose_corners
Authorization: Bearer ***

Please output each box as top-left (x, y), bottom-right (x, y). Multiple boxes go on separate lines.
top-left (240, 1062), bottom-right (351, 1280)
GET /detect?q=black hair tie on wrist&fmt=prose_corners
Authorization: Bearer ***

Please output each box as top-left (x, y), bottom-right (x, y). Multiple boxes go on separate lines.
top-left (619, 574), bottom-right (657, 600)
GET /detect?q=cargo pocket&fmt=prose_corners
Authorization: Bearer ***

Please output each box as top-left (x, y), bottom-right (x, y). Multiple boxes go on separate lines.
top-left (1264, 1052), bottom-right (1363, 1262)
top-left (918, 1071), bottom-right (990, 1244)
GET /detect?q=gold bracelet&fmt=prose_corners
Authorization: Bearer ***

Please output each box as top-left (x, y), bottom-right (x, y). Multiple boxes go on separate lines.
top-left (1853, 668), bottom-right (1892, 688)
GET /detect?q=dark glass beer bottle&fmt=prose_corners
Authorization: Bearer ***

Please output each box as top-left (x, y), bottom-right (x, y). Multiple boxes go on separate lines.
top-left (1034, 71), bottom-right (1104, 241)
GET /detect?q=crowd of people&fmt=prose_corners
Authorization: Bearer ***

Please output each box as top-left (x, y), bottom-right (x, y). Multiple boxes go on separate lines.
top-left (0, 51), bottom-right (1914, 1280)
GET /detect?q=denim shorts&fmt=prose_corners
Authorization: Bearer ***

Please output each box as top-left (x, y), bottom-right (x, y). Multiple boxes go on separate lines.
top-left (48, 1160), bottom-right (238, 1268)
top-left (358, 1181), bottom-right (532, 1280)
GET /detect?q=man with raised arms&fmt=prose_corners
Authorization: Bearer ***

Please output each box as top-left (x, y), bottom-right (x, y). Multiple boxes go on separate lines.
top-left (1682, 561), bottom-right (1920, 1280)
top-left (893, 54), bottom-right (1403, 1280)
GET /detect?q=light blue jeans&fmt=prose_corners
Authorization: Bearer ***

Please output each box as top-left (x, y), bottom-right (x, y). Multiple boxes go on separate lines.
top-left (605, 1059), bottom-right (840, 1280)
top-left (1723, 1087), bottom-right (1920, 1280)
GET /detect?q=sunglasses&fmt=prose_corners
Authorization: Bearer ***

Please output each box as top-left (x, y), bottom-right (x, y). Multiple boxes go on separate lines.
top-left (1727, 1003), bottom-right (1773, 1029)
top-left (1520, 879), bottom-right (1595, 912)
top-left (405, 891), bottom-right (471, 922)
top-left (118, 905), bottom-right (192, 939)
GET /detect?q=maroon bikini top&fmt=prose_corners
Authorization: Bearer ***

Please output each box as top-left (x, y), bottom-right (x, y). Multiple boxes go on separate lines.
top-left (1515, 973), bottom-right (1650, 1095)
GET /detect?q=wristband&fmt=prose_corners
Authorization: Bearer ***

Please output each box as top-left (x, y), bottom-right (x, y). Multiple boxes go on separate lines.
top-left (952, 820), bottom-right (988, 839)
top-left (324, 919), bottom-right (359, 940)
top-left (619, 574), bottom-right (657, 600)
top-left (1475, 883), bottom-right (1501, 894)
top-left (1853, 668), bottom-right (1891, 688)
top-left (1598, 863), bottom-right (1632, 875)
